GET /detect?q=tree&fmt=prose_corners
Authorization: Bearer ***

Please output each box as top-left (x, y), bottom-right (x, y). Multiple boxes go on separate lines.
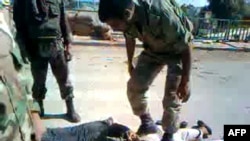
top-left (208, 0), bottom-right (246, 19)
top-left (242, 3), bottom-right (250, 17)
top-left (181, 4), bottom-right (200, 18)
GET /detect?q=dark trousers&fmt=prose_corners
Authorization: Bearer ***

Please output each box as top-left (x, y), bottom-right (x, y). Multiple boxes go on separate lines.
top-left (41, 119), bottom-right (130, 141)
top-left (28, 39), bottom-right (73, 100)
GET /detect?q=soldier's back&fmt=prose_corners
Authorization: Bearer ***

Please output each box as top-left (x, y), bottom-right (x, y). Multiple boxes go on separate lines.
top-left (0, 6), bottom-right (34, 141)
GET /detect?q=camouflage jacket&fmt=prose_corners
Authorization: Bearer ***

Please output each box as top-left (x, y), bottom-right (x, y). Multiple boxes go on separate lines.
top-left (0, 11), bottom-right (40, 141)
top-left (124, 0), bottom-right (194, 54)
top-left (13, 0), bottom-right (72, 44)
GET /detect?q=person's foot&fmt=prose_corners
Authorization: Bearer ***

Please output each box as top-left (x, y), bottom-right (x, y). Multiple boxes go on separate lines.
top-left (137, 122), bottom-right (159, 135)
top-left (37, 100), bottom-right (44, 117)
top-left (65, 99), bottom-right (81, 123)
top-left (137, 113), bottom-right (159, 135)
top-left (66, 111), bottom-right (81, 123)
top-left (103, 117), bottom-right (114, 126)
top-left (155, 120), bottom-right (162, 125)
top-left (161, 133), bottom-right (174, 141)
top-left (40, 108), bottom-right (45, 117)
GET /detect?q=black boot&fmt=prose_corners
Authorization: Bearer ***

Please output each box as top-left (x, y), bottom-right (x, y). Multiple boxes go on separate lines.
top-left (37, 100), bottom-right (44, 117)
top-left (161, 133), bottom-right (174, 141)
top-left (65, 99), bottom-right (81, 123)
top-left (137, 113), bottom-right (159, 135)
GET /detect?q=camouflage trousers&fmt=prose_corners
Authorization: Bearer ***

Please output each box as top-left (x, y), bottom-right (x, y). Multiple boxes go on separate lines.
top-left (28, 39), bottom-right (73, 100)
top-left (127, 50), bottom-right (183, 134)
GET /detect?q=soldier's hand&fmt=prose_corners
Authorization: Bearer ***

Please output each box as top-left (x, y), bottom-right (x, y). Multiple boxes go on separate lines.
top-left (128, 64), bottom-right (134, 77)
top-left (64, 44), bottom-right (73, 62)
top-left (177, 81), bottom-right (190, 103)
top-left (64, 50), bottom-right (72, 62)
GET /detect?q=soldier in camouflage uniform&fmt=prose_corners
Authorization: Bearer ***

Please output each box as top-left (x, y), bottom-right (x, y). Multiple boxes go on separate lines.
top-left (13, 0), bottom-right (80, 122)
top-left (98, 0), bottom-right (193, 140)
top-left (0, 1), bottom-right (46, 140)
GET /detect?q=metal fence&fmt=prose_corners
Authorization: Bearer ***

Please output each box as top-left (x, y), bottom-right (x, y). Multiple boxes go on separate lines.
top-left (66, 0), bottom-right (99, 11)
top-left (192, 18), bottom-right (250, 42)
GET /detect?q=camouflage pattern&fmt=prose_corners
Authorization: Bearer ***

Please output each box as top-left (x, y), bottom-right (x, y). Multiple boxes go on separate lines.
top-left (125, 0), bottom-right (193, 53)
top-left (25, 0), bottom-right (72, 45)
top-left (13, 0), bottom-right (72, 47)
top-left (125, 0), bottom-right (193, 134)
top-left (0, 8), bottom-right (39, 141)
top-left (13, 0), bottom-right (74, 101)
top-left (29, 39), bottom-right (73, 101)
top-left (127, 50), bottom-right (182, 134)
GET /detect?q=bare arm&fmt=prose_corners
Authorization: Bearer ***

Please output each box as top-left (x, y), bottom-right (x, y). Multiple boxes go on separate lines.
top-left (28, 99), bottom-right (46, 140)
top-left (31, 112), bottom-right (46, 141)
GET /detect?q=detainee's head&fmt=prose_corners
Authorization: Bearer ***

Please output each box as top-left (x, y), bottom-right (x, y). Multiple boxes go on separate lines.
top-left (98, 0), bottom-right (135, 31)
top-left (192, 120), bottom-right (212, 139)
top-left (107, 123), bottom-right (140, 141)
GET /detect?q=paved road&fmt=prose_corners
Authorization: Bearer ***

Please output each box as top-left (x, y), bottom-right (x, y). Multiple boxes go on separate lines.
top-left (42, 45), bottom-right (250, 140)
top-left (182, 51), bottom-right (250, 139)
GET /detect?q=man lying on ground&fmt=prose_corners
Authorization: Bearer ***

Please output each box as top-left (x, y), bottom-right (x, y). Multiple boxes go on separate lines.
top-left (39, 118), bottom-right (212, 141)
top-left (40, 117), bottom-right (140, 141)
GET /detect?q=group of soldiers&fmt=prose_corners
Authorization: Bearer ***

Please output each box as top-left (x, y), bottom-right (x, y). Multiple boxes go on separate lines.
top-left (0, 0), bottom-right (214, 141)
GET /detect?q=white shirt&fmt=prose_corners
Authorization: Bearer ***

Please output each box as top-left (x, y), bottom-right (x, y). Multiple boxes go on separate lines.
top-left (173, 128), bottom-right (203, 141)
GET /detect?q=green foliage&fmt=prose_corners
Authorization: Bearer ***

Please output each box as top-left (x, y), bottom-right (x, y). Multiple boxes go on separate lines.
top-left (180, 4), bottom-right (200, 18)
top-left (242, 4), bottom-right (250, 17)
top-left (208, 0), bottom-right (246, 19)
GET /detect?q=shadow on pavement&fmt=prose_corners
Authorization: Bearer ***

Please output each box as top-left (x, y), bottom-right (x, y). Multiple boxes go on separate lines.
top-left (41, 113), bottom-right (68, 121)
top-left (72, 39), bottom-right (143, 47)
top-left (72, 41), bottom-right (126, 47)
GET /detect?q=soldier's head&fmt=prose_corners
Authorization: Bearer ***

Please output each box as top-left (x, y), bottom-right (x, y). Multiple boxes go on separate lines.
top-left (98, 0), bottom-right (135, 31)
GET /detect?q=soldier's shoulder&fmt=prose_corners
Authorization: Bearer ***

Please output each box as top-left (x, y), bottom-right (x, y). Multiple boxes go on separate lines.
top-left (0, 28), bottom-right (13, 62)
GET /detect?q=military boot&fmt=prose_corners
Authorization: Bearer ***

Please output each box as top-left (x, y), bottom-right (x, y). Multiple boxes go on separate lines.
top-left (137, 113), bottom-right (159, 135)
top-left (65, 99), bottom-right (81, 123)
top-left (161, 133), bottom-right (174, 141)
top-left (38, 100), bottom-right (44, 117)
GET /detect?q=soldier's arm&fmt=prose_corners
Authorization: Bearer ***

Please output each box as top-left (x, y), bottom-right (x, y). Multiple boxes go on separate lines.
top-left (60, 1), bottom-right (72, 46)
top-left (31, 112), bottom-right (46, 141)
top-left (125, 35), bottom-right (136, 66)
top-left (13, 0), bottom-right (26, 37)
top-left (180, 44), bottom-right (192, 84)
top-left (27, 95), bottom-right (46, 140)
top-left (13, 0), bottom-right (21, 31)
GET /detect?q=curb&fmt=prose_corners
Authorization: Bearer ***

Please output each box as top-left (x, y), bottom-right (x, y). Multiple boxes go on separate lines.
top-left (193, 46), bottom-right (240, 51)
top-left (193, 42), bottom-right (250, 52)
top-left (73, 38), bottom-right (250, 52)
top-left (72, 39), bottom-right (143, 47)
